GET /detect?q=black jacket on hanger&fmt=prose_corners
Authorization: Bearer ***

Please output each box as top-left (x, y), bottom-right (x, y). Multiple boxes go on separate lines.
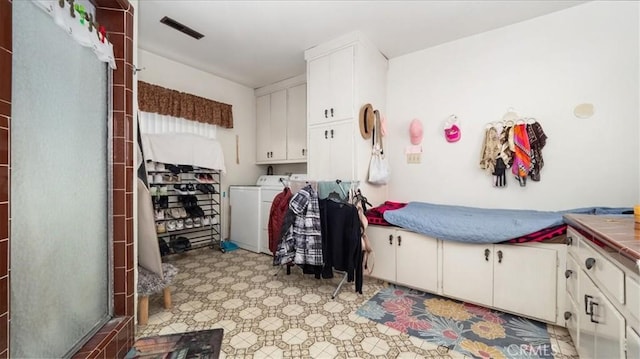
top-left (319, 198), bottom-right (363, 293)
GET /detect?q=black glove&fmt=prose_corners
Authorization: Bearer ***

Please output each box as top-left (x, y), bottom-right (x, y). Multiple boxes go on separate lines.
top-left (493, 158), bottom-right (507, 187)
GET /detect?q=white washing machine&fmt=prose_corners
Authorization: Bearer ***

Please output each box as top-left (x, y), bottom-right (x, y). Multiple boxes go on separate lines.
top-left (229, 175), bottom-right (288, 253)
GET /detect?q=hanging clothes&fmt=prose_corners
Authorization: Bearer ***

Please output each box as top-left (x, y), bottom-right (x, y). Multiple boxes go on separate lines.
top-left (273, 184), bottom-right (322, 266)
top-left (268, 187), bottom-right (292, 254)
top-left (526, 122), bottom-right (547, 182)
top-left (512, 124), bottom-right (532, 186)
top-left (319, 198), bottom-right (363, 294)
top-left (479, 127), bottom-right (501, 173)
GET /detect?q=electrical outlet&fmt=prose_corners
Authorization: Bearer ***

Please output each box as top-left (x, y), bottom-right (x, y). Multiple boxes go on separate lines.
top-left (407, 153), bottom-right (421, 164)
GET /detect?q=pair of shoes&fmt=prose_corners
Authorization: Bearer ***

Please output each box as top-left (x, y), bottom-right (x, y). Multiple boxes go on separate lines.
top-left (193, 217), bottom-right (202, 227)
top-left (154, 209), bottom-right (165, 221)
top-left (184, 218), bottom-right (194, 229)
top-left (167, 220), bottom-right (177, 231)
top-left (174, 184), bottom-right (196, 195)
top-left (162, 174), bottom-right (180, 183)
top-left (169, 208), bottom-right (188, 219)
top-left (154, 196), bottom-right (169, 209)
top-left (196, 184), bottom-right (216, 194)
top-left (158, 238), bottom-right (171, 256)
top-left (195, 174), bottom-right (216, 183)
top-left (156, 222), bottom-right (166, 233)
top-left (169, 236), bottom-right (191, 253)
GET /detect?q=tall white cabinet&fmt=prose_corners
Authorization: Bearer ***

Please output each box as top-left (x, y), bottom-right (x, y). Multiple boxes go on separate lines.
top-left (255, 75), bottom-right (307, 164)
top-left (304, 32), bottom-right (388, 206)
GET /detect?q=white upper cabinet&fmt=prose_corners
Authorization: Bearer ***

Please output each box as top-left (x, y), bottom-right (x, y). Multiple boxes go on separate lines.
top-left (308, 46), bottom-right (354, 125)
top-left (286, 84), bottom-right (307, 161)
top-left (255, 75), bottom-right (307, 164)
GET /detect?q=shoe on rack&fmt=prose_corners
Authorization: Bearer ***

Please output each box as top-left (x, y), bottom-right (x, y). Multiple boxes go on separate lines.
top-left (156, 222), bottom-right (166, 233)
top-left (173, 184), bottom-right (189, 195)
top-left (162, 174), bottom-right (174, 183)
top-left (159, 186), bottom-right (168, 195)
top-left (206, 174), bottom-right (215, 183)
top-left (203, 216), bottom-right (211, 226)
top-left (211, 215), bottom-right (219, 225)
top-left (154, 209), bottom-right (165, 221)
top-left (147, 174), bottom-right (154, 184)
top-left (170, 236), bottom-right (191, 253)
top-left (159, 238), bottom-right (171, 256)
top-left (184, 218), bottom-right (194, 229)
top-left (186, 184), bottom-right (196, 195)
top-left (167, 220), bottom-right (177, 231)
top-left (153, 174), bottom-right (163, 184)
top-left (169, 208), bottom-right (181, 219)
top-left (149, 186), bottom-right (158, 196)
top-left (157, 196), bottom-right (169, 209)
top-left (195, 174), bottom-right (206, 183)
top-left (166, 164), bottom-right (181, 174)
top-left (155, 162), bottom-right (165, 171)
top-left (196, 184), bottom-right (208, 194)
top-left (179, 207), bottom-right (188, 218)
top-left (176, 219), bottom-right (184, 230)
top-left (193, 217), bottom-right (202, 227)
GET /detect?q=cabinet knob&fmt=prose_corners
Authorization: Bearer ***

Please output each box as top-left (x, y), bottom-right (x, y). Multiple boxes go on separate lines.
top-left (567, 236), bottom-right (573, 246)
top-left (330, 108), bottom-right (334, 117)
top-left (497, 250), bottom-right (503, 263)
top-left (330, 129), bottom-right (334, 138)
top-left (324, 130), bottom-right (328, 139)
top-left (397, 236), bottom-right (401, 246)
top-left (484, 248), bottom-right (490, 261)
top-left (564, 311), bottom-right (572, 320)
top-left (388, 234), bottom-right (393, 245)
top-left (585, 257), bottom-right (596, 270)
top-left (302, 148), bottom-right (305, 156)
top-left (564, 269), bottom-right (573, 279)
top-left (324, 109), bottom-right (328, 118)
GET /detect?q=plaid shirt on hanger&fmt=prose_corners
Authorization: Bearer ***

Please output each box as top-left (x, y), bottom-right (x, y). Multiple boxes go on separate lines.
top-left (289, 185), bottom-right (323, 266)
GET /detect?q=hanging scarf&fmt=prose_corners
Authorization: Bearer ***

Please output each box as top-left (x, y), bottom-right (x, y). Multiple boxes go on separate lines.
top-left (512, 124), bottom-right (532, 186)
top-left (527, 122), bottom-right (547, 181)
top-left (479, 127), bottom-right (500, 173)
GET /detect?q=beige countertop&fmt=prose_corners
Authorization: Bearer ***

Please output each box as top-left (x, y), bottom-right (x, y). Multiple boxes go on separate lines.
top-left (563, 214), bottom-right (640, 273)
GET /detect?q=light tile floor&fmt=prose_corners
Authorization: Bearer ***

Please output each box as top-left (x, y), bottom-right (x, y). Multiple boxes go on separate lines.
top-left (136, 247), bottom-right (579, 358)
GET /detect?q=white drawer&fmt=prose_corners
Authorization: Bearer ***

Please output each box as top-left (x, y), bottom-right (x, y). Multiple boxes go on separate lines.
top-left (626, 275), bottom-right (640, 330)
top-left (566, 255), bottom-right (580, 302)
top-left (577, 237), bottom-right (625, 304)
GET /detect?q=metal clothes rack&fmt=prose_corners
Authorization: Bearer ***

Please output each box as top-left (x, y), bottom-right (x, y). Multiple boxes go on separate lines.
top-left (274, 179), bottom-right (360, 299)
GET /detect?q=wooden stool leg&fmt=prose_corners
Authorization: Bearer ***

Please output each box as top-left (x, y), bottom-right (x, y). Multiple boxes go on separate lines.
top-left (163, 287), bottom-right (172, 309)
top-left (138, 295), bottom-right (149, 325)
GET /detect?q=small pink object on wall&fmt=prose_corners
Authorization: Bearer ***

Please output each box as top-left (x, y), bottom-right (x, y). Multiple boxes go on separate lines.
top-left (444, 115), bottom-right (461, 143)
top-left (409, 119), bottom-right (423, 145)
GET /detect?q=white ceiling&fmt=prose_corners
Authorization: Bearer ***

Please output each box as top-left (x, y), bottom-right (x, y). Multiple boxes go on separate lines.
top-left (138, 1), bottom-right (584, 89)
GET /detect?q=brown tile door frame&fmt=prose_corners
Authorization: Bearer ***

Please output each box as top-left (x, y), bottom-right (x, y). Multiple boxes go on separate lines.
top-left (2, 0), bottom-right (136, 357)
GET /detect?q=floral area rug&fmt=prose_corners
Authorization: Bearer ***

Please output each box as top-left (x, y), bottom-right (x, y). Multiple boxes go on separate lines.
top-left (356, 286), bottom-right (553, 359)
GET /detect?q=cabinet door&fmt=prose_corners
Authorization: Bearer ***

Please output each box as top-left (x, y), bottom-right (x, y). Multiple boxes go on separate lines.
top-left (256, 94), bottom-right (270, 162)
top-left (578, 272), bottom-right (597, 359)
top-left (308, 55), bottom-right (331, 125)
top-left (328, 121), bottom-right (354, 180)
top-left (307, 125), bottom-right (331, 179)
top-left (328, 46), bottom-right (354, 122)
top-left (493, 244), bottom-right (557, 323)
top-left (627, 326), bottom-right (640, 359)
top-left (286, 84), bottom-right (307, 161)
top-left (365, 226), bottom-right (396, 283)
top-left (442, 241), bottom-right (493, 307)
top-left (269, 90), bottom-right (287, 161)
top-left (592, 284), bottom-right (625, 359)
top-left (396, 231), bottom-right (438, 293)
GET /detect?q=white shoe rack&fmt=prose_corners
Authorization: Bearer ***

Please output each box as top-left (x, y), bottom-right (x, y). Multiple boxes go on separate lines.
top-left (147, 162), bottom-right (223, 254)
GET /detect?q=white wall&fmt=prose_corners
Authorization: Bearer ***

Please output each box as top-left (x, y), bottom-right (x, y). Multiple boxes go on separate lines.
top-left (138, 49), bottom-right (262, 238)
top-left (386, 1), bottom-right (639, 211)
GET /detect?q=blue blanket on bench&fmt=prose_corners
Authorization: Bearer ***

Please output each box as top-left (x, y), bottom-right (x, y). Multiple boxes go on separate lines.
top-left (382, 202), bottom-right (631, 243)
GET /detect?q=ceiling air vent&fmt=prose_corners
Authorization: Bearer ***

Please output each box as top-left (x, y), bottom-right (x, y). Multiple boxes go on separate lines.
top-left (160, 16), bottom-right (205, 40)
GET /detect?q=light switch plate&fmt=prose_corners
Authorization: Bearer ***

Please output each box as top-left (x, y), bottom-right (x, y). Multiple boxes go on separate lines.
top-left (407, 153), bottom-right (421, 164)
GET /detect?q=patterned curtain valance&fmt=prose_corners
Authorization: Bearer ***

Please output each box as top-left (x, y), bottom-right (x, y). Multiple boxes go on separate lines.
top-left (138, 81), bottom-right (233, 128)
